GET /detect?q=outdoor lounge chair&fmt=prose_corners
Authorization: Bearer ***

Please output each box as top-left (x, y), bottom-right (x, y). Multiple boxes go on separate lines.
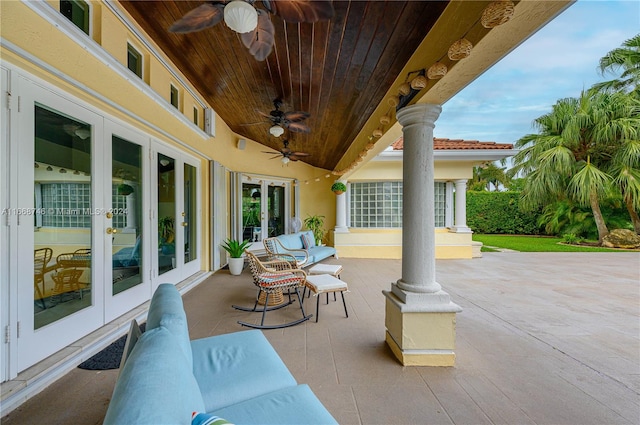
top-left (232, 250), bottom-right (312, 329)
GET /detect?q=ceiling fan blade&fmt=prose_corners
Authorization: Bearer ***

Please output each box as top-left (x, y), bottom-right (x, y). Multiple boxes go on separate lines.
top-left (241, 10), bottom-right (275, 61)
top-left (168, 3), bottom-right (225, 33)
top-left (261, 150), bottom-right (281, 155)
top-left (283, 111), bottom-right (310, 122)
top-left (240, 121), bottom-right (268, 127)
top-left (262, 0), bottom-right (334, 23)
top-left (256, 110), bottom-right (274, 120)
top-left (269, 155), bottom-right (283, 160)
top-left (291, 152), bottom-right (310, 157)
top-left (286, 122), bottom-right (311, 133)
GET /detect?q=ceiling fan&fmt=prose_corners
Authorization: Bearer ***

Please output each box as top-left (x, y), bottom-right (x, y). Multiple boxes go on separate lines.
top-left (241, 98), bottom-right (311, 136)
top-left (263, 140), bottom-right (310, 164)
top-left (257, 98), bottom-right (311, 136)
top-left (168, 0), bottom-right (334, 61)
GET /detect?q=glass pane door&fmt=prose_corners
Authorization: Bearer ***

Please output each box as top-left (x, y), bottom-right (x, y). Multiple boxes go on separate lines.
top-left (267, 184), bottom-right (285, 237)
top-left (183, 163), bottom-right (197, 264)
top-left (111, 135), bottom-right (143, 294)
top-left (158, 153), bottom-right (176, 275)
top-left (33, 104), bottom-right (93, 329)
top-left (242, 182), bottom-right (262, 242)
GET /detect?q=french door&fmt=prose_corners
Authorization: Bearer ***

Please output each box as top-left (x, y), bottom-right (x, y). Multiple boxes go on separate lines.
top-left (103, 120), bottom-right (151, 322)
top-left (16, 76), bottom-right (106, 369)
top-left (152, 143), bottom-right (200, 286)
top-left (240, 176), bottom-right (290, 245)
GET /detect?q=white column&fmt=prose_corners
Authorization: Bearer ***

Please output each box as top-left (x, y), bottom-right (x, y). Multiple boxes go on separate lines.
top-left (334, 186), bottom-right (349, 233)
top-left (125, 192), bottom-right (137, 230)
top-left (394, 104), bottom-right (441, 295)
top-left (445, 181), bottom-right (454, 228)
top-left (451, 179), bottom-right (472, 233)
top-left (383, 103), bottom-right (461, 367)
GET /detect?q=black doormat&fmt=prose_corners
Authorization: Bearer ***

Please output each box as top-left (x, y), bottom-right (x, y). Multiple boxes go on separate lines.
top-left (78, 323), bottom-right (146, 370)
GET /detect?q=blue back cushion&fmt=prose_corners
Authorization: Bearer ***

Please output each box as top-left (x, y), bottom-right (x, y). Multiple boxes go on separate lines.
top-left (276, 233), bottom-right (304, 249)
top-left (104, 326), bottom-right (205, 425)
top-left (146, 283), bottom-right (193, 369)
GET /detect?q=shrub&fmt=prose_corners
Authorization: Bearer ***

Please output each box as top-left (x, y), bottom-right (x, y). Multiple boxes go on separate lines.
top-left (466, 191), bottom-right (542, 235)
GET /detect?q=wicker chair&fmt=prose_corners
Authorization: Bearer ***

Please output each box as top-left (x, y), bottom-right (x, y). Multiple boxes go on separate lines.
top-left (263, 237), bottom-right (309, 268)
top-left (233, 250), bottom-right (312, 329)
top-left (34, 247), bottom-right (54, 309)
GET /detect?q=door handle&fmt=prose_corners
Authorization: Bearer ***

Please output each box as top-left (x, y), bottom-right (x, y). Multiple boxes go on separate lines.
top-left (106, 227), bottom-right (118, 234)
top-left (182, 222), bottom-right (188, 227)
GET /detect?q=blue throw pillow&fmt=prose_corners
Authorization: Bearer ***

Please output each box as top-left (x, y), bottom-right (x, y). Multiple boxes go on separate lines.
top-left (301, 234), bottom-right (310, 249)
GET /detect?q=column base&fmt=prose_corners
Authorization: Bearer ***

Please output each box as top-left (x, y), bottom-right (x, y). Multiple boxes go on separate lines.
top-left (383, 287), bottom-right (461, 366)
top-left (385, 332), bottom-right (456, 366)
top-left (333, 226), bottom-right (349, 233)
top-left (450, 226), bottom-right (472, 233)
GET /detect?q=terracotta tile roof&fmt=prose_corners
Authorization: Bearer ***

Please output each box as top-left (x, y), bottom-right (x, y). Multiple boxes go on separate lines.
top-left (391, 137), bottom-right (514, 150)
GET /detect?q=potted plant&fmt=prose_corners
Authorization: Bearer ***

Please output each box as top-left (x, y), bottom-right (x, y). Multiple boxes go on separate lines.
top-left (158, 216), bottom-right (175, 254)
top-left (331, 182), bottom-right (346, 195)
top-left (221, 238), bottom-right (252, 275)
top-left (304, 214), bottom-right (325, 246)
top-left (117, 183), bottom-right (134, 196)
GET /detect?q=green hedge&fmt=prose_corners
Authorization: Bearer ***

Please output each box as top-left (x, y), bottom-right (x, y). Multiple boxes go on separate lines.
top-left (466, 191), bottom-right (542, 235)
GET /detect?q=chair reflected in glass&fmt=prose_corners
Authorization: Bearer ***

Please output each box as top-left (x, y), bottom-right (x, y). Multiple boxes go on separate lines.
top-left (34, 247), bottom-right (54, 309)
top-left (51, 250), bottom-right (91, 303)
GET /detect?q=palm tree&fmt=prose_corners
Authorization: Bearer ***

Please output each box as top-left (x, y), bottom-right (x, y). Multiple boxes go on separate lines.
top-left (471, 162), bottom-right (509, 191)
top-left (591, 34), bottom-right (639, 94)
top-left (512, 90), bottom-right (639, 243)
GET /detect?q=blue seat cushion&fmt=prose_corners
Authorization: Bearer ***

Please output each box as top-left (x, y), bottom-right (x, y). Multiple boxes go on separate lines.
top-left (191, 330), bottom-right (297, 412)
top-left (104, 326), bottom-right (205, 425)
top-left (211, 384), bottom-right (338, 425)
top-left (308, 246), bottom-right (336, 263)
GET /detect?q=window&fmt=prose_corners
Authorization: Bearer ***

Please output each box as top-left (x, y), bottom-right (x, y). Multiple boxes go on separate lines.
top-left (60, 0), bottom-right (90, 35)
top-left (127, 43), bottom-right (143, 78)
top-left (170, 85), bottom-right (179, 109)
top-left (40, 183), bottom-right (92, 228)
top-left (193, 106), bottom-right (199, 125)
top-left (349, 181), bottom-right (447, 228)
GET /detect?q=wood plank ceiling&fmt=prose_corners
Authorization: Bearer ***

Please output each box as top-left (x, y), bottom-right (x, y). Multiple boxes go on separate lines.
top-left (120, 1), bottom-right (453, 170)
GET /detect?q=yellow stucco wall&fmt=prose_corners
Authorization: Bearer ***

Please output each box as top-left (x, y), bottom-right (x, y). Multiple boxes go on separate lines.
top-left (349, 159), bottom-right (474, 181)
top-left (333, 228), bottom-right (473, 259)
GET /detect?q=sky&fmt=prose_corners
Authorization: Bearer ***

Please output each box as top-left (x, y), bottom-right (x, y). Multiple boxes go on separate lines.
top-left (434, 0), bottom-right (640, 145)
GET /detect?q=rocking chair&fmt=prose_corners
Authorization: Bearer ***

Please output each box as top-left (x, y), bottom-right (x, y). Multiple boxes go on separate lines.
top-left (233, 250), bottom-right (312, 329)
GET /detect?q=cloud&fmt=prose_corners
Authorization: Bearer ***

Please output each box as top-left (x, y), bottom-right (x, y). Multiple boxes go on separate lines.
top-left (435, 0), bottom-right (639, 146)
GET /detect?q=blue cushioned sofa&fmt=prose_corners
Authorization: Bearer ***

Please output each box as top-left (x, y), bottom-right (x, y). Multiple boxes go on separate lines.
top-left (273, 230), bottom-right (337, 266)
top-left (104, 283), bottom-right (337, 425)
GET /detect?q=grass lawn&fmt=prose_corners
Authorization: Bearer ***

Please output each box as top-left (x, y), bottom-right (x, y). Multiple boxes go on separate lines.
top-left (472, 234), bottom-right (627, 252)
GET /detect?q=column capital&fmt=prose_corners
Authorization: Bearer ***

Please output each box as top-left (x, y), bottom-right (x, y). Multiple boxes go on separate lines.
top-left (396, 103), bottom-right (442, 128)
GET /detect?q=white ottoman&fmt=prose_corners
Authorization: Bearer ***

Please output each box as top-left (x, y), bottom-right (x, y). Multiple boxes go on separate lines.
top-left (308, 264), bottom-right (343, 279)
top-left (304, 274), bottom-right (349, 322)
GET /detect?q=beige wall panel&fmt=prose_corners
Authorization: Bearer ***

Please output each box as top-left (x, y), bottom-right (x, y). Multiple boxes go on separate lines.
top-left (350, 159), bottom-right (473, 182)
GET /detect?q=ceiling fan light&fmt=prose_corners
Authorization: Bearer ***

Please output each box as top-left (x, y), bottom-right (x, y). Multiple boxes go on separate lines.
top-left (224, 0), bottom-right (258, 34)
top-left (269, 125), bottom-right (285, 137)
top-left (281, 156), bottom-right (290, 165)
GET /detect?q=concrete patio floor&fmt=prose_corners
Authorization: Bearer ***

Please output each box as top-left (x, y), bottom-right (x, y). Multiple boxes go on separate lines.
top-left (2, 252), bottom-right (639, 425)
